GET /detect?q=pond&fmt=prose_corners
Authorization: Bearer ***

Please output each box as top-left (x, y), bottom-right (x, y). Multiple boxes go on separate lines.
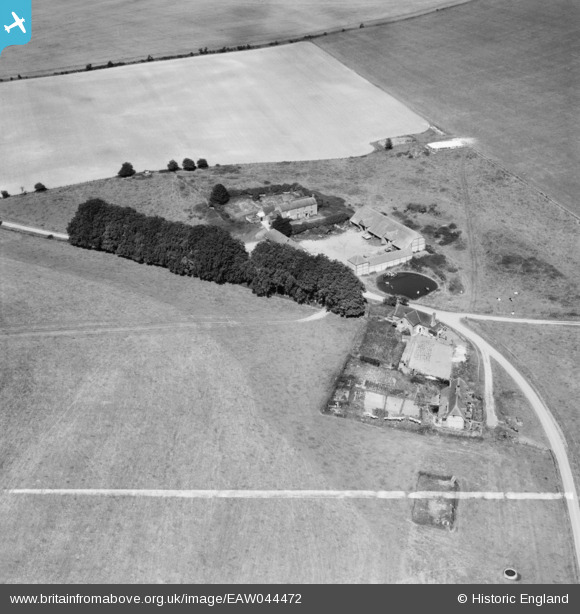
top-left (376, 272), bottom-right (438, 299)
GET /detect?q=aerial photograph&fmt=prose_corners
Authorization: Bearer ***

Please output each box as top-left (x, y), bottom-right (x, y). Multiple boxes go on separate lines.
top-left (0, 0), bottom-right (578, 589)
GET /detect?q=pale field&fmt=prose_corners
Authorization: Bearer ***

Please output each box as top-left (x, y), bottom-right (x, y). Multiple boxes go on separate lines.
top-left (0, 42), bottom-right (428, 194)
top-left (0, 233), bottom-right (577, 582)
top-left (0, 1), bottom-right (471, 78)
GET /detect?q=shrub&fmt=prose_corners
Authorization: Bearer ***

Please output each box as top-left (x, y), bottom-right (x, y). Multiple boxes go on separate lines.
top-left (34, 182), bottom-right (47, 192)
top-left (118, 162), bottom-right (135, 178)
top-left (271, 215), bottom-right (292, 237)
top-left (167, 159), bottom-right (179, 172)
top-left (1, 190), bottom-right (9, 199)
top-left (197, 158), bottom-right (209, 169)
top-left (385, 138), bottom-right (393, 150)
top-left (209, 183), bottom-right (230, 205)
top-left (182, 158), bottom-right (196, 171)
top-left (85, 64), bottom-right (92, 71)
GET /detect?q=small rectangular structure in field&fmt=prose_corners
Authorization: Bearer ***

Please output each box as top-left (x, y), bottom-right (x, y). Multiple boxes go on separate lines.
top-left (0, 43), bottom-right (428, 194)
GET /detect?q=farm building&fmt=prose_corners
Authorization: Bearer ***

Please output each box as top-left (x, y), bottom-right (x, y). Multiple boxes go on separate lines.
top-left (350, 206), bottom-right (425, 252)
top-left (433, 378), bottom-right (469, 430)
top-left (399, 335), bottom-right (453, 381)
top-left (258, 196), bottom-right (318, 222)
top-left (392, 304), bottom-right (445, 338)
top-left (347, 247), bottom-right (413, 275)
top-left (263, 228), bottom-right (304, 250)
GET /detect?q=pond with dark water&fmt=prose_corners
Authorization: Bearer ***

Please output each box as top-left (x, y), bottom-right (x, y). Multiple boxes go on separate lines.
top-left (376, 272), bottom-right (438, 299)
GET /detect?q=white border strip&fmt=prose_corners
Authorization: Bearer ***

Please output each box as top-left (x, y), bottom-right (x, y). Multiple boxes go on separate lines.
top-left (3, 489), bottom-right (570, 501)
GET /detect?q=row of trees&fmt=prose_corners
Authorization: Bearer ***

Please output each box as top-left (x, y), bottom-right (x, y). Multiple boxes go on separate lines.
top-left (118, 158), bottom-right (209, 177)
top-left (250, 242), bottom-right (365, 317)
top-left (67, 199), bottom-right (249, 284)
top-left (67, 199), bottom-right (365, 317)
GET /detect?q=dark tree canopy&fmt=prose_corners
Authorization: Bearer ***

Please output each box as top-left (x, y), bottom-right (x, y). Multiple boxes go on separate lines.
top-left (271, 215), bottom-right (292, 237)
top-left (118, 162), bottom-right (135, 178)
top-left (167, 159), bottom-right (179, 172)
top-left (209, 183), bottom-right (230, 205)
top-left (66, 200), bottom-right (365, 318)
top-left (34, 182), bottom-right (47, 192)
top-left (182, 158), bottom-right (196, 171)
top-left (197, 158), bottom-right (209, 169)
top-left (385, 138), bottom-right (393, 150)
top-left (1, 190), bottom-right (10, 199)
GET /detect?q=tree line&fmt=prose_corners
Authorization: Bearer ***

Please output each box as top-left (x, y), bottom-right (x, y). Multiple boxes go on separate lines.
top-left (67, 199), bottom-right (365, 317)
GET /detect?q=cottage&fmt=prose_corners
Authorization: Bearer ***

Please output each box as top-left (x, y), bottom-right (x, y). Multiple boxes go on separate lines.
top-left (277, 196), bottom-right (318, 220)
top-left (392, 304), bottom-right (445, 338)
top-left (434, 378), bottom-right (469, 429)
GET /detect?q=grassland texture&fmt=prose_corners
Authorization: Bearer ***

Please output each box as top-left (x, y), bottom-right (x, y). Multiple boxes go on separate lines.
top-left (0, 43), bottom-right (428, 194)
top-left (0, 1), bottom-right (471, 79)
top-left (5, 145), bottom-right (577, 317)
top-left (471, 321), bottom-right (580, 497)
top-left (0, 233), bottom-right (576, 582)
top-left (317, 0), bottom-right (580, 215)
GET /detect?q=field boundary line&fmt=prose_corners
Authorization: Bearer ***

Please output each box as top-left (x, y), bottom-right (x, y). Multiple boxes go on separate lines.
top-left (4, 488), bottom-right (569, 501)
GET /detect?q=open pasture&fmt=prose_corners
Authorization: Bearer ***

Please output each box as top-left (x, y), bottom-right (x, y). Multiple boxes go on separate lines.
top-left (471, 321), bottom-right (580, 495)
top-left (0, 232), bottom-right (577, 582)
top-left (0, 42), bottom-right (428, 194)
top-left (0, 1), bottom-right (471, 79)
top-left (317, 0), bottom-right (580, 214)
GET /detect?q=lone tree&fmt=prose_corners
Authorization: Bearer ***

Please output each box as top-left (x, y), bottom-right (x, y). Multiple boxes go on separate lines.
top-left (1, 190), bottom-right (10, 199)
top-left (197, 158), bottom-right (209, 169)
top-left (167, 159), bottom-right (179, 172)
top-left (182, 158), bottom-right (196, 171)
top-left (271, 215), bottom-right (292, 237)
top-left (118, 162), bottom-right (135, 178)
top-left (385, 138), bottom-right (393, 150)
top-left (34, 182), bottom-right (47, 192)
top-left (209, 183), bottom-right (230, 205)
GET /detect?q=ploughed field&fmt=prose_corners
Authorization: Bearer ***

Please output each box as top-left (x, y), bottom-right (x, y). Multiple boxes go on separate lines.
top-left (0, 231), bottom-right (576, 582)
top-left (317, 0), bottom-right (580, 214)
top-left (0, 43), bottom-right (427, 194)
top-left (0, 1), bottom-right (471, 78)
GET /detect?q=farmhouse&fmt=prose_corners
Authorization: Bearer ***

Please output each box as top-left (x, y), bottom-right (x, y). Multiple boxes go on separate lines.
top-left (350, 206), bottom-right (425, 252)
top-left (258, 196), bottom-right (318, 223)
top-left (399, 335), bottom-right (453, 381)
top-left (392, 304), bottom-right (445, 338)
top-left (433, 378), bottom-right (469, 430)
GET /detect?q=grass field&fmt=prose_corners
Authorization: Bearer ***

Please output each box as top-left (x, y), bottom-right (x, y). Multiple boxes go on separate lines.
top-left (0, 1), bottom-right (471, 79)
top-left (0, 232), bottom-right (576, 582)
top-left (316, 0), bottom-right (580, 215)
top-left (4, 143), bottom-right (578, 318)
top-left (470, 321), bottom-right (580, 496)
top-left (0, 42), bottom-right (427, 194)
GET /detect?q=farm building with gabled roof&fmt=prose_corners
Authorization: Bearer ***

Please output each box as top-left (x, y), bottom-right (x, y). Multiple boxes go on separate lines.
top-left (350, 206), bottom-right (425, 252)
top-left (435, 377), bottom-right (469, 430)
top-left (347, 246), bottom-right (413, 275)
top-left (263, 228), bottom-right (304, 250)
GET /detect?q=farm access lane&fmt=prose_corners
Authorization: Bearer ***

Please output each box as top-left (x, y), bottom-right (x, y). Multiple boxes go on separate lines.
top-left (405, 303), bottom-right (580, 579)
